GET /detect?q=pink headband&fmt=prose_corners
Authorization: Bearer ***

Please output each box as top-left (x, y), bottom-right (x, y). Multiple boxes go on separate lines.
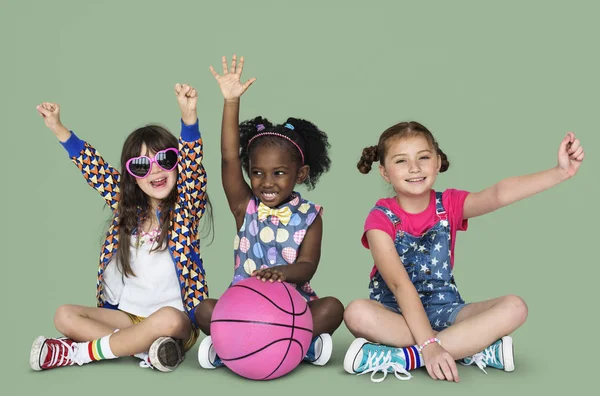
top-left (247, 131), bottom-right (305, 165)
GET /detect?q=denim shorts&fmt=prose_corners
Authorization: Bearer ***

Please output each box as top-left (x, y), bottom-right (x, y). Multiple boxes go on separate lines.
top-left (370, 280), bottom-right (468, 331)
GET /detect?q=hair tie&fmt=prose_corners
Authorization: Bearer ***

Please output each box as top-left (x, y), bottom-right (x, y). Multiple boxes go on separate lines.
top-left (256, 124), bottom-right (265, 132)
top-left (284, 123), bottom-right (294, 130)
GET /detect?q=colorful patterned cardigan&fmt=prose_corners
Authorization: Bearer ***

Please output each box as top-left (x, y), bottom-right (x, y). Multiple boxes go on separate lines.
top-left (60, 119), bottom-right (208, 328)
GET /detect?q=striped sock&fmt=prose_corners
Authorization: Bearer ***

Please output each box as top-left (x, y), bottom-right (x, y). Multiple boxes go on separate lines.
top-left (75, 335), bottom-right (118, 364)
top-left (400, 345), bottom-right (425, 371)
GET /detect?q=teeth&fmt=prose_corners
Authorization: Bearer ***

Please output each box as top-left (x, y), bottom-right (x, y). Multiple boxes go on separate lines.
top-left (152, 177), bottom-right (166, 183)
top-left (407, 177), bottom-right (425, 182)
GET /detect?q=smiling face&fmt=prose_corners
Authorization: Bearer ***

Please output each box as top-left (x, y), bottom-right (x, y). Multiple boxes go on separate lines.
top-left (379, 135), bottom-right (441, 198)
top-left (249, 144), bottom-right (308, 208)
top-left (133, 143), bottom-right (178, 208)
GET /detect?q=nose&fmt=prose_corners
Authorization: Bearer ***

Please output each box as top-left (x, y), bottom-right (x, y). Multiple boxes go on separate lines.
top-left (408, 160), bottom-right (421, 173)
top-left (149, 159), bottom-right (161, 175)
top-left (262, 174), bottom-right (275, 187)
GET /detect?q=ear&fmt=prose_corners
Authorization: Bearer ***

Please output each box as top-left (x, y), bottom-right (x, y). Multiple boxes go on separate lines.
top-left (379, 164), bottom-right (391, 183)
top-left (296, 165), bottom-right (310, 184)
top-left (436, 154), bottom-right (442, 173)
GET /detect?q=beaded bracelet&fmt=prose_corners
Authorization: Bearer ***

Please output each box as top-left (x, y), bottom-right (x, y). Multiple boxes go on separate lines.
top-left (417, 337), bottom-right (442, 353)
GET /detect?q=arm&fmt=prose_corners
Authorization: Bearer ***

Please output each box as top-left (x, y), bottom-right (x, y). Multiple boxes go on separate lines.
top-left (37, 102), bottom-right (121, 211)
top-left (210, 55), bottom-right (256, 227)
top-left (367, 229), bottom-right (460, 382)
top-left (254, 214), bottom-right (323, 285)
top-left (366, 229), bottom-right (435, 345)
top-left (463, 132), bottom-right (585, 219)
top-left (174, 84), bottom-right (207, 219)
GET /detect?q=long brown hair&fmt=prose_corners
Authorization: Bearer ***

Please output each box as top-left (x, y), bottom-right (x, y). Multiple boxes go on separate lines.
top-left (357, 121), bottom-right (450, 174)
top-left (117, 125), bottom-right (178, 277)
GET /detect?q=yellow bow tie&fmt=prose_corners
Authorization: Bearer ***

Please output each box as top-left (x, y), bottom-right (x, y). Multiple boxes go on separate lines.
top-left (257, 202), bottom-right (293, 225)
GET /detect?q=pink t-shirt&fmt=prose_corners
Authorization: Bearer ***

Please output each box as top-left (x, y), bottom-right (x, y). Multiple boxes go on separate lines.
top-left (362, 189), bottom-right (470, 278)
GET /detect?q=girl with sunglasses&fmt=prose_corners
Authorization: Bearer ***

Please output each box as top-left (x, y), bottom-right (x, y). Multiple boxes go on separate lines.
top-left (30, 83), bottom-right (212, 373)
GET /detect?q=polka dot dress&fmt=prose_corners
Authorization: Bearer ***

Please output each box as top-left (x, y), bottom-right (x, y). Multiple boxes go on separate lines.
top-left (232, 192), bottom-right (322, 301)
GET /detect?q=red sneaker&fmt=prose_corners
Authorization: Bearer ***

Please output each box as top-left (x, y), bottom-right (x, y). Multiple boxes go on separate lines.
top-left (30, 336), bottom-right (84, 371)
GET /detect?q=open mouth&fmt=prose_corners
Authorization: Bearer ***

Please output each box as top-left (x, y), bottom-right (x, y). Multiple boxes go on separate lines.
top-left (261, 192), bottom-right (278, 201)
top-left (150, 177), bottom-right (167, 188)
top-left (405, 177), bottom-right (426, 183)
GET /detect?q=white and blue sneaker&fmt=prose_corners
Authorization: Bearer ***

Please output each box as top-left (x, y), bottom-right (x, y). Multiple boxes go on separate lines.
top-left (304, 333), bottom-right (333, 366)
top-left (343, 338), bottom-right (412, 382)
top-left (461, 336), bottom-right (514, 373)
top-left (197, 336), bottom-right (224, 369)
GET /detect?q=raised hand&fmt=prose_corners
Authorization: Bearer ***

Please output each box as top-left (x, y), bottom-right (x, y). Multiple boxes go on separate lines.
top-left (210, 54), bottom-right (256, 100)
top-left (174, 83), bottom-right (198, 126)
top-left (557, 132), bottom-right (584, 178)
top-left (36, 102), bottom-right (62, 130)
top-left (36, 102), bottom-right (70, 142)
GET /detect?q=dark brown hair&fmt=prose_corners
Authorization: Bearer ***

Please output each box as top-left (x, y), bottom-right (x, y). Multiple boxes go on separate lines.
top-left (117, 124), bottom-right (213, 277)
top-left (357, 121), bottom-right (449, 174)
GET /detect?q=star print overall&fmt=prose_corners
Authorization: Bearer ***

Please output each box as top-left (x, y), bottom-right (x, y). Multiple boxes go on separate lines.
top-left (369, 192), bottom-right (467, 331)
top-left (231, 192), bottom-right (321, 302)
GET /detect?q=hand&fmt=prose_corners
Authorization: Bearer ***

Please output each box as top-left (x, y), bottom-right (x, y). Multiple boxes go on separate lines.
top-left (210, 54), bottom-right (256, 100)
top-left (421, 342), bottom-right (460, 382)
top-left (252, 268), bottom-right (286, 283)
top-left (557, 132), bottom-right (584, 178)
top-left (174, 83), bottom-right (197, 125)
top-left (36, 102), bottom-right (62, 131)
top-left (37, 102), bottom-right (71, 142)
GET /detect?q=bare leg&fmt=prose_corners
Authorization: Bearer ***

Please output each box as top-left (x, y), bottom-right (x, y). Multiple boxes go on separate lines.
top-left (54, 304), bottom-right (135, 341)
top-left (435, 295), bottom-right (528, 359)
top-left (343, 299), bottom-right (417, 347)
top-left (54, 304), bottom-right (192, 356)
top-left (308, 297), bottom-right (344, 337)
top-left (343, 295), bottom-right (528, 360)
top-left (193, 298), bottom-right (218, 335)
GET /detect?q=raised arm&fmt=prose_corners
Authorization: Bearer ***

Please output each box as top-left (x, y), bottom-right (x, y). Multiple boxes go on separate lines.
top-left (174, 84), bottom-right (207, 219)
top-left (37, 102), bottom-right (121, 211)
top-left (463, 132), bottom-right (585, 219)
top-left (210, 55), bottom-right (256, 225)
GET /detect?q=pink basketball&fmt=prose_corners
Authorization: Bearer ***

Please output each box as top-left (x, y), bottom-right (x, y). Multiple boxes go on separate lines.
top-left (210, 277), bottom-right (313, 380)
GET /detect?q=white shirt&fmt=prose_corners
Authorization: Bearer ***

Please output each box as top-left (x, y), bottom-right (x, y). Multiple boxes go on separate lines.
top-left (103, 229), bottom-right (184, 317)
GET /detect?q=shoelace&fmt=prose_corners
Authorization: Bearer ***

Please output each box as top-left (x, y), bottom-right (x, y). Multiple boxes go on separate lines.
top-left (358, 349), bottom-right (412, 383)
top-left (52, 340), bottom-right (85, 367)
top-left (136, 352), bottom-right (155, 369)
top-left (461, 352), bottom-right (488, 374)
top-left (461, 343), bottom-right (500, 375)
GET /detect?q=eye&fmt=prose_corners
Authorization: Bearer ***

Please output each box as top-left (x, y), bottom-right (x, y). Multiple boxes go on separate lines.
top-left (274, 171), bottom-right (285, 176)
top-left (419, 156), bottom-right (430, 160)
top-left (395, 159), bottom-right (406, 164)
top-left (252, 171), bottom-right (263, 176)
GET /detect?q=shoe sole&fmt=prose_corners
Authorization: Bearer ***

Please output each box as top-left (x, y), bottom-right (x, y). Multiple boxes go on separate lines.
top-left (197, 336), bottom-right (217, 369)
top-left (343, 338), bottom-right (368, 374)
top-left (149, 337), bottom-right (183, 373)
top-left (502, 336), bottom-right (514, 372)
top-left (311, 333), bottom-right (333, 366)
top-left (30, 336), bottom-right (46, 371)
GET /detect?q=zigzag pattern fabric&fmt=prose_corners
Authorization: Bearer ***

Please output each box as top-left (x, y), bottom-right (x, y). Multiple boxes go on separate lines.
top-left (71, 135), bottom-right (208, 327)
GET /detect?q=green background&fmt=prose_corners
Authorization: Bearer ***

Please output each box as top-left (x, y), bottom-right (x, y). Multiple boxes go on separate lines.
top-left (2, 0), bottom-right (598, 394)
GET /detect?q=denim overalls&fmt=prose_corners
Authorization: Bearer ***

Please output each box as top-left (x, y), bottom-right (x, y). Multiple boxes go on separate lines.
top-left (369, 192), bottom-right (467, 331)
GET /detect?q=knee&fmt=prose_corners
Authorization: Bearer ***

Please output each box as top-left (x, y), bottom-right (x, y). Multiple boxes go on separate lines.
top-left (194, 299), bottom-right (217, 334)
top-left (150, 307), bottom-right (189, 336)
top-left (503, 295), bottom-right (528, 327)
top-left (53, 304), bottom-right (79, 335)
top-left (317, 297), bottom-right (345, 320)
top-left (343, 300), bottom-right (373, 335)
